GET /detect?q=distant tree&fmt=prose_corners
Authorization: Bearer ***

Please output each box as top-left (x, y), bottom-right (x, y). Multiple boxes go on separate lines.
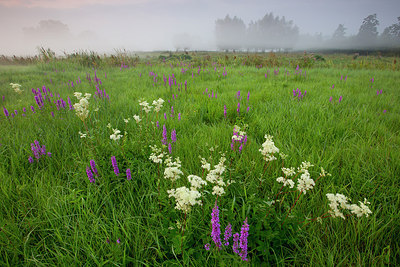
top-left (23, 20), bottom-right (71, 40)
top-left (357, 14), bottom-right (379, 45)
top-left (215, 15), bottom-right (246, 51)
top-left (332, 24), bottom-right (346, 40)
top-left (381, 17), bottom-right (400, 43)
top-left (247, 12), bottom-right (299, 51)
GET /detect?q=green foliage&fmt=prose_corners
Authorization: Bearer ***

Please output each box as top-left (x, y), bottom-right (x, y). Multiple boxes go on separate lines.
top-left (0, 52), bottom-right (399, 265)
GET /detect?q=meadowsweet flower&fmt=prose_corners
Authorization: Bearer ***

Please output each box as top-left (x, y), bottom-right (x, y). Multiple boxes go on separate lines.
top-left (276, 176), bottom-right (295, 188)
top-left (73, 92), bottom-right (90, 121)
top-left (110, 128), bottom-right (123, 141)
top-left (211, 201), bottom-right (222, 249)
top-left (111, 156), bottom-right (120, 176)
top-left (10, 83), bottom-right (23, 94)
top-left (78, 131), bottom-right (87, 138)
top-left (224, 223), bottom-right (232, 246)
top-left (259, 135), bottom-right (279, 162)
top-left (282, 167), bottom-right (296, 176)
top-left (152, 98), bottom-right (164, 112)
top-left (200, 157), bottom-right (211, 171)
top-left (188, 175), bottom-right (207, 190)
top-left (167, 186), bottom-right (202, 212)
top-left (164, 156), bottom-right (183, 181)
top-left (124, 118), bottom-right (130, 123)
top-left (326, 193), bottom-right (350, 219)
top-left (296, 170), bottom-right (315, 194)
top-left (319, 167), bottom-right (331, 177)
top-left (149, 145), bottom-right (165, 164)
top-left (133, 114), bottom-right (141, 123)
top-left (126, 168), bottom-right (132, 180)
top-left (349, 198), bottom-right (372, 218)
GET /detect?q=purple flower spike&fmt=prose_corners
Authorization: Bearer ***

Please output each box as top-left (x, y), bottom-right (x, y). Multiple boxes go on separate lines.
top-left (171, 129), bottom-right (176, 143)
top-left (28, 156), bottom-right (33, 163)
top-left (164, 113), bottom-right (167, 120)
top-left (111, 156), bottom-right (119, 176)
top-left (232, 233), bottom-right (240, 254)
top-left (239, 218), bottom-right (249, 261)
top-left (168, 143), bottom-right (172, 154)
top-left (178, 113), bottom-right (181, 121)
top-left (339, 96), bottom-right (343, 103)
top-left (162, 124), bottom-right (167, 145)
top-left (204, 243), bottom-right (210, 251)
top-left (126, 169), bottom-right (132, 180)
top-left (224, 105), bottom-right (227, 118)
top-left (329, 96), bottom-right (332, 102)
top-left (86, 167), bottom-right (95, 183)
top-left (3, 107), bottom-right (9, 117)
top-left (211, 201), bottom-right (222, 249)
top-left (90, 160), bottom-right (98, 176)
top-left (224, 223), bottom-right (232, 246)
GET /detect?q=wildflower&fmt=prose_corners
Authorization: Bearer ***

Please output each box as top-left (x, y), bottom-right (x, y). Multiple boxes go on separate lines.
top-left (259, 135), bottom-right (279, 162)
top-left (149, 145), bottom-right (165, 164)
top-left (90, 160), bottom-right (98, 176)
top-left (224, 223), bottom-right (232, 246)
top-left (339, 96), bottom-right (343, 103)
top-left (111, 156), bottom-right (119, 176)
top-left (168, 143), bottom-right (172, 154)
top-left (28, 156), bottom-right (33, 163)
top-left (349, 198), bottom-right (372, 218)
top-left (133, 115), bottom-right (141, 123)
top-left (152, 98), bottom-right (164, 112)
top-left (224, 105), bottom-right (227, 118)
top-left (239, 218), bottom-right (249, 261)
top-left (86, 167), bottom-right (95, 183)
top-left (232, 233), bottom-right (240, 254)
top-left (162, 124), bottom-right (167, 145)
top-left (167, 186), bottom-right (202, 213)
top-left (211, 201), bottom-right (222, 249)
top-left (326, 193), bottom-right (350, 219)
top-left (110, 128), bottom-right (123, 141)
top-left (126, 169), bottom-right (132, 180)
top-left (171, 129), bottom-right (176, 143)
top-left (329, 96), bottom-right (333, 102)
top-left (124, 118), bottom-right (130, 123)
top-left (200, 157), bottom-right (211, 171)
top-left (204, 243), bottom-right (211, 251)
top-left (178, 113), bottom-right (181, 120)
top-left (117, 239), bottom-right (121, 244)
top-left (78, 131), bottom-right (87, 138)
top-left (282, 167), bottom-right (296, 176)
top-left (296, 170), bottom-right (315, 194)
top-left (3, 107), bottom-right (9, 117)
top-left (164, 156), bottom-right (183, 181)
top-left (188, 175), bottom-right (207, 190)
top-left (276, 176), bottom-right (295, 188)
top-left (73, 92), bottom-right (90, 121)
top-left (319, 167), bottom-right (331, 177)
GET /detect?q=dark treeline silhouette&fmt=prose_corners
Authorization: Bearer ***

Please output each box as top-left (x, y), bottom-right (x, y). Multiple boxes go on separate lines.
top-left (215, 13), bottom-right (299, 51)
top-left (216, 13), bottom-right (400, 51)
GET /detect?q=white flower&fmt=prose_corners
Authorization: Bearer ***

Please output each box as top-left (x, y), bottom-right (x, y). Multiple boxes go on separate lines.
top-left (110, 128), bottom-right (123, 141)
top-left (319, 167), bottom-right (331, 177)
top-left (276, 176), bottom-right (295, 188)
top-left (326, 193), bottom-right (350, 219)
top-left (164, 156), bottom-right (183, 182)
top-left (279, 152), bottom-right (288, 159)
top-left (282, 167), bottom-right (296, 177)
top-left (107, 123), bottom-right (112, 129)
top-left (200, 157), bottom-right (211, 171)
top-left (349, 198), bottom-right (372, 218)
top-left (167, 186), bottom-right (202, 213)
top-left (149, 145), bottom-right (164, 164)
top-left (298, 161), bottom-right (314, 173)
top-left (212, 185), bottom-right (225, 196)
top-left (296, 170), bottom-right (315, 194)
top-left (188, 175), bottom-right (207, 190)
top-left (133, 115), bottom-right (141, 123)
top-left (73, 96), bottom-right (90, 121)
top-left (124, 118), bottom-right (130, 123)
top-left (259, 134), bottom-right (279, 162)
top-left (10, 83), bottom-right (23, 94)
top-left (78, 131), bottom-right (87, 138)
top-left (153, 98), bottom-right (165, 112)
top-left (74, 92), bottom-right (83, 99)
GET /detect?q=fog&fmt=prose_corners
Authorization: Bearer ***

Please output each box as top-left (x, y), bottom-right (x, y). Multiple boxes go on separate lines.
top-left (0, 0), bottom-right (399, 56)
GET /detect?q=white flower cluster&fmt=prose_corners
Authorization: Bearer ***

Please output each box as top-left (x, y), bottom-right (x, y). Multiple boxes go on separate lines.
top-left (73, 92), bottom-right (91, 121)
top-left (259, 135), bottom-right (279, 162)
top-left (200, 157), bottom-right (211, 171)
top-left (205, 155), bottom-right (228, 196)
top-left (296, 170), bottom-right (315, 194)
top-left (110, 128), bottom-right (123, 141)
top-left (188, 175), bottom-right (207, 190)
top-left (276, 176), bottom-right (295, 188)
top-left (231, 125), bottom-right (246, 141)
top-left (326, 193), bottom-right (372, 219)
top-left (167, 186), bottom-right (202, 213)
top-left (152, 98), bottom-right (165, 112)
top-left (78, 131), bottom-right (87, 138)
top-left (149, 144), bottom-right (165, 164)
top-left (138, 99), bottom-right (152, 113)
top-left (133, 114), bottom-right (141, 123)
top-left (319, 167), bottom-right (331, 177)
top-left (10, 83), bottom-right (23, 94)
top-left (164, 156), bottom-right (183, 182)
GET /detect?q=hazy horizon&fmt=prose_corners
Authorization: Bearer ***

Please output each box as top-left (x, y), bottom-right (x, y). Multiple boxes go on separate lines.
top-left (0, 0), bottom-right (399, 56)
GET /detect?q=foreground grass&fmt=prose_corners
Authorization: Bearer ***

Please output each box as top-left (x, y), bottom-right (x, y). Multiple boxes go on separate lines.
top-left (0, 52), bottom-right (399, 265)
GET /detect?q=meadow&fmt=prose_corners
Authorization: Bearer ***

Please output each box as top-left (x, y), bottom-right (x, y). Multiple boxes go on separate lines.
top-left (0, 51), bottom-right (399, 266)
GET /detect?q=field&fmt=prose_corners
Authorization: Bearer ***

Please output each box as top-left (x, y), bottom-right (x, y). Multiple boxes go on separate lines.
top-left (0, 52), bottom-right (399, 265)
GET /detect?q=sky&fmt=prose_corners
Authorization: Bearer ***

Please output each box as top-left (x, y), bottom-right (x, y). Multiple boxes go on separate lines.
top-left (0, 0), bottom-right (399, 55)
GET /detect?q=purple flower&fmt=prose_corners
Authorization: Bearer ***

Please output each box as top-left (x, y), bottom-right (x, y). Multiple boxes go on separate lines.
top-left (126, 168), bottom-right (132, 180)
top-left (211, 201), bottom-right (222, 249)
top-left (164, 113), bottom-right (167, 120)
top-left (111, 156), bottom-right (119, 176)
top-left (28, 156), bottom-right (33, 163)
top-left (117, 238), bottom-right (121, 244)
top-left (3, 107), bottom-right (9, 117)
top-left (237, 102), bottom-right (240, 114)
top-left (162, 124), bottom-right (167, 145)
top-left (232, 233), bottom-right (240, 254)
top-left (90, 160), bottom-right (98, 176)
top-left (168, 143), bottom-right (172, 154)
top-left (239, 218), bottom-right (249, 261)
top-left (204, 243), bottom-right (211, 251)
top-left (178, 113), bottom-right (181, 121)
top-left (247, 91), bottom-right (250, 101)
top-left (383, 110), bottom-right (387, 113)
top-left (339, 96), bottom-right (343, 103)
top-left (31, 106), bottom-right (35, 113)
top-left (224, 105), bottom-right (227, 118)
top-left (329, 96), bottom-right (333, 102)
top-left (86, 167), bottom-right (95, 183)
top-left (156, 121), bottom-right (159, 128)
top-left (246, 106), bottom-right (250, 113)
top-left (171, 129), bottom-right (176, 143)
top-left (224, 223), bottom-right (232, 246)
top-left (47, 152), bottom-right (51, 157)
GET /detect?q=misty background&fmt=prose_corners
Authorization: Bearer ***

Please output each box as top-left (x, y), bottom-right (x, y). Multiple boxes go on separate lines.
top-left (0, 0), bottom-right (399, 56)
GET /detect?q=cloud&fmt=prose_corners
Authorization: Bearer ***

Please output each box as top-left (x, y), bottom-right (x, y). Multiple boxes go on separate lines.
top-left (0, 0), bottom-right (150, 9)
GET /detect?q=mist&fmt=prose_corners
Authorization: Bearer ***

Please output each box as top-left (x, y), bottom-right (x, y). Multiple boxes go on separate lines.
top-left (0, 0), bottom-right (399, 56)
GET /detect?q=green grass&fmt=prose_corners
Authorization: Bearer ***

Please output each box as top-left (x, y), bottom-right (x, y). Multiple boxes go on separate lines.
top-left (0, 52), bottom-right (399, 265)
